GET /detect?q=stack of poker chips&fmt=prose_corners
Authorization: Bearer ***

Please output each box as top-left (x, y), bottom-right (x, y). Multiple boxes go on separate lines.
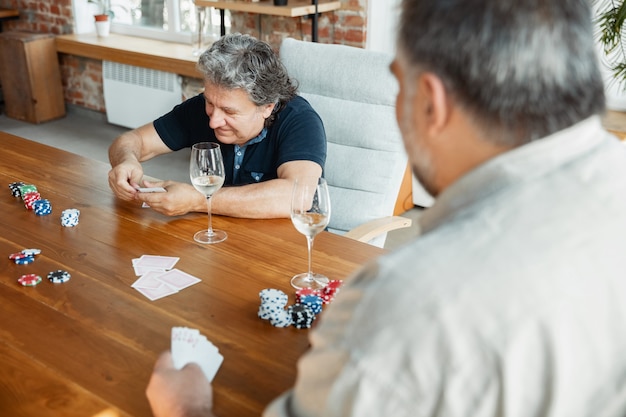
top-left (17, 183), bottom-right (37, 196)
top-left (23, 191), bottom-right (41, 210)
top-left (297, 294), bottom-right (323, 315)
top-left (33, 199), bottom-right (52, 216)
top-left (61, 208), bottom-right (80, 227)
top-left (258, 289), bottom-right (293, 327)
top-left (287, 303), bottom-right (317, 329)
top-left (295, 279), bottom-right (343, 305)
top-left (9, 181), bottom-right (25, 197)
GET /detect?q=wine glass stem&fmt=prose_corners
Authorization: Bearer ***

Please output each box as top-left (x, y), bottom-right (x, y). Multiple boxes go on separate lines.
top-left (306, 235), bottom-right (314, 277)
top-left (206, 196), bottom-right (214, 236)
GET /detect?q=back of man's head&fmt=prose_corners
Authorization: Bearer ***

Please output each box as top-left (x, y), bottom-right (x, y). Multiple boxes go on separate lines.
top-left (397, 0), bottom-right (605, 147)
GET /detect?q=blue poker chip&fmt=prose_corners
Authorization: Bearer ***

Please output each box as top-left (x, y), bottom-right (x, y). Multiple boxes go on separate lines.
top-left (15, 255), bottom-right (35, 265)
top-left (300, 294), bottom-right (323, 315)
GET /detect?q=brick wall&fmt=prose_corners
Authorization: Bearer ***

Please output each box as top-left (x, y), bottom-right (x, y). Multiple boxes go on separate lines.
top-left (0, 0), bottom-right (368, 114)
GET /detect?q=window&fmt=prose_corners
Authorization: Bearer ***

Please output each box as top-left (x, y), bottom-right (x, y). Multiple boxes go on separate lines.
top-left (74, 0), bottom-right (229, 44)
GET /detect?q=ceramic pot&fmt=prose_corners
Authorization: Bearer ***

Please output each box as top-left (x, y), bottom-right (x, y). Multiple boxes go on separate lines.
top-left (94, 14), bottom-right (110, 37)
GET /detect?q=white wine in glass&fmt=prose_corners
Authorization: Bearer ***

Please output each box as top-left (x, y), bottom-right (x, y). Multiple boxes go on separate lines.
top-left (290, 177), bottom-right (331, 290)
top-left (190, 142), bottom-right (227, 244)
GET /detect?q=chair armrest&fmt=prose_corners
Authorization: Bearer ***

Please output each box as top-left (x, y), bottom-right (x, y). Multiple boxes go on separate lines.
top-left (343, 216), bottom-right (412, 244)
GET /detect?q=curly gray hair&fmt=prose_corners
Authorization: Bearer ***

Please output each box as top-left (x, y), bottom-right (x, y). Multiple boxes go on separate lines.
top-left (197, 33), bottom-right (298, 127)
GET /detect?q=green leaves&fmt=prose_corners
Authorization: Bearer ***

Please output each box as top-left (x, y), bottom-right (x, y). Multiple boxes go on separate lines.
top-left (595, 0), bottom-right (626, 88)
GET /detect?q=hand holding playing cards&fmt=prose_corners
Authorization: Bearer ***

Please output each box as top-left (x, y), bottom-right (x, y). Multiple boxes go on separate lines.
top-left (136, 181), bottom-right (206, 216)
top-left (108, 157), bottom-right (146, 200)
top-left (146, 351), bottom-right (216, 417)
top-left (171, 327), bottom-right (224, 382)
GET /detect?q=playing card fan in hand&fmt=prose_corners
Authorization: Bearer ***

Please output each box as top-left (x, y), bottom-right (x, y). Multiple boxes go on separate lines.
top-left (171, 327), bottom-right (224, 382)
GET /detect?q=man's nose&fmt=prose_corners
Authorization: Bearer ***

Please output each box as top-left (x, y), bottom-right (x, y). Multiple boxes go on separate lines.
top-left (208, 109), bottom-right (226, 129)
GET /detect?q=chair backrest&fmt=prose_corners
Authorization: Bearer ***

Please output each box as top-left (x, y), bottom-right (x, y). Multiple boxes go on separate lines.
top-left (280, 38), bottom-right (410, 238)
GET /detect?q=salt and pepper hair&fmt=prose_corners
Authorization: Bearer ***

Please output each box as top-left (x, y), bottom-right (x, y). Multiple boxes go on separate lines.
top-left (397, 0), bottom-right (606, 146)
top-left (197, 33), bottom-right (297, 126)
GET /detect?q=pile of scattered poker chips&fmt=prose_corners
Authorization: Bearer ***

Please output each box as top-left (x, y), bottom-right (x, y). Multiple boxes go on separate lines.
top-left (258, 280), bottom-right (343, 329)
top-left (9, 248), bottom-right (41, 265)
top-left (9, 248), bottom-right (71, 287)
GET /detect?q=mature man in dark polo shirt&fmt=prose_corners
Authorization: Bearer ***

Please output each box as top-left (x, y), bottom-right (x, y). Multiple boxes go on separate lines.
top-left (108, 33), bottom-right (326, 218)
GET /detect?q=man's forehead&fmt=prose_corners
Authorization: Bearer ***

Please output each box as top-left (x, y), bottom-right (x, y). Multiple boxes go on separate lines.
top-left (203, 83), bottom-right (253, 107)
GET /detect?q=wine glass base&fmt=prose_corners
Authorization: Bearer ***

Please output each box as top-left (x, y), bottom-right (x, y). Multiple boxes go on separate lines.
top-left (291, 272), bottom-right (329, 290)
top-left (193, 229), bottom-right (227, 244)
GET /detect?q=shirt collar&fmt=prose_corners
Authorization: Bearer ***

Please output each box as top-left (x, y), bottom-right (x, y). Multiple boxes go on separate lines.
top-left (419, 116), bottom-right (608, 233)
top-left (236, 128), bottom-right (267, 151)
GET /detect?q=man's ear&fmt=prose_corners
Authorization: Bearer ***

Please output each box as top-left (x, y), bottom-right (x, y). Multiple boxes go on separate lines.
top-left (416, 72), bottom-right (450, 137)
top-left (261, 102), bottom-right (276, 120)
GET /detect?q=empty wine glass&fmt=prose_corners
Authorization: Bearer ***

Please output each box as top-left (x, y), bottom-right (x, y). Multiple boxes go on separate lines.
top-left (190, 142), bottom-right (227, 244)
top-left (290, 177), bottom-right (331, 290)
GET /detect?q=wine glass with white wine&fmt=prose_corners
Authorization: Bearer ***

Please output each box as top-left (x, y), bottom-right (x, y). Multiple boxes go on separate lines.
top-left (190, 142), bottom-right (227, 244)
top-left (290, 177), bottom-right (331, 290)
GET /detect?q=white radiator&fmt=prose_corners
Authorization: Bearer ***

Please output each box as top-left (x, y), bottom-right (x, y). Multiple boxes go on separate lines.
top-left (103, 61), bottom-right (183, 129)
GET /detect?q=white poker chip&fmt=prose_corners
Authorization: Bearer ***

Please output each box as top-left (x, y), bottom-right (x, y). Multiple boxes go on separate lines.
top-left (21, 248), bottom-right (41, 256)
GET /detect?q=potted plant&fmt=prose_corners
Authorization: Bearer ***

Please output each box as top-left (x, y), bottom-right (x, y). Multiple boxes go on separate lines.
top-left (89, 0), bottom-right (113, 37)
top-left (595, 1), bottom-right (626, 85)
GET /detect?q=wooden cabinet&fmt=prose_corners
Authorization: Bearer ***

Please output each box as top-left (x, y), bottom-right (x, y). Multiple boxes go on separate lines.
top-left (0, 31), bottom-right (65, 123)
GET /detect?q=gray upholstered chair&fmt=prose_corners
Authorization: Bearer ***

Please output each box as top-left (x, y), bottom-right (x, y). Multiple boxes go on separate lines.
top-left (280, 38), bottom-right (424, 247)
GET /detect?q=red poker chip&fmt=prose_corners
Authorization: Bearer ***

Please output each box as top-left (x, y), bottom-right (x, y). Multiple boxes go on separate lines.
top-left (18, 274), bottom-right (42, 287)
top-left (9, 252), bottom-right (28, 260)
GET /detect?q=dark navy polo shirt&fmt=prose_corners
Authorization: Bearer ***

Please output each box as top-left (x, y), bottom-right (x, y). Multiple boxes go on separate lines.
top-left (153, 94), bottom-right (326, 186)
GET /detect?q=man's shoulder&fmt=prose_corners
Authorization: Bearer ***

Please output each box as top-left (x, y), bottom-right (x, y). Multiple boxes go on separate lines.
top-left (282, 95), bottom-right (318, 115)
top-left (272, 95), bottom-right (324, 133)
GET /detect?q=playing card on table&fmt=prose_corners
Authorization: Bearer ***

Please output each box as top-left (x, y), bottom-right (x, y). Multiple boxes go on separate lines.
top-left (156, 269), bottom-right (201, 290)
top-left (135, 284), bottom-right (178, 301)
top-left (134, 255), bottom-right (180, 270)
top-left (171, 326), bottom-right (224, 382)
top-left (132, 258), bottom-right (166, 277)
top-left (132, 270), bottom-right (170, 290)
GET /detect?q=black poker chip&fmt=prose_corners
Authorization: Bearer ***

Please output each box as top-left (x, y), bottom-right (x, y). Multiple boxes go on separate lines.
top-left (288, 303), bottom-right (316, 329)
top-left (47, 270), bottom-right (71, 283)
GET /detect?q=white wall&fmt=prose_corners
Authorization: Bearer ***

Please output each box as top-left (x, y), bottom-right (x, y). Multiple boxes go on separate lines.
top-left (366, 0), bottom-right (435, 207)
top-left (366, 0), bottom-right (401, 53)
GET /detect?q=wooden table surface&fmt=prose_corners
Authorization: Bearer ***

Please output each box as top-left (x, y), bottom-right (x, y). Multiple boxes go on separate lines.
top-left (0, 131), bottom-right (384, 417)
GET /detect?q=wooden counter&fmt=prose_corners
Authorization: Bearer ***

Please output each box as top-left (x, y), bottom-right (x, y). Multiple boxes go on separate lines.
top-left (56, 33), bottom-right (200, 78)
